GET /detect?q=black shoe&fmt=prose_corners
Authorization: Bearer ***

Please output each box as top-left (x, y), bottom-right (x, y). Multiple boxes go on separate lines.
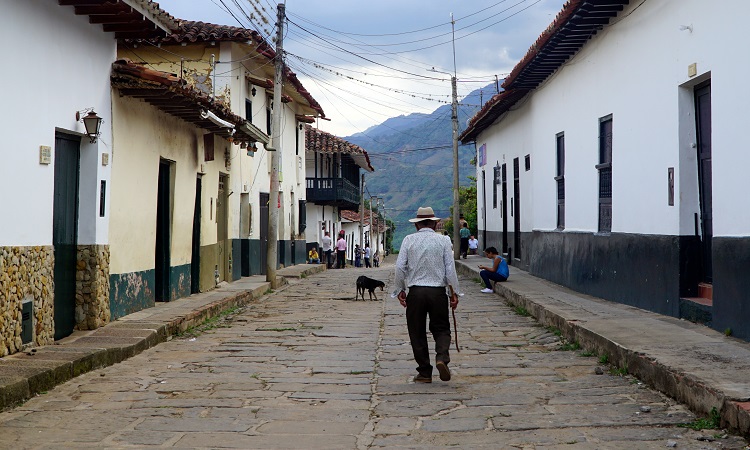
top-left (436, 361), bottom-right (451, 381)
top-left (413, 374), bottom-right (432, 383)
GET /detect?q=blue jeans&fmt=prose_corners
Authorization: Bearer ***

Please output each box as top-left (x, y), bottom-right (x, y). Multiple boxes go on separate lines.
top-left (480, 270), bottom-right (507, 289)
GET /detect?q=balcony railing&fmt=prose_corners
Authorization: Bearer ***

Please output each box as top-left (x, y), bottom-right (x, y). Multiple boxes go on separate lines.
top-left (306, 177), bottom-right (360, 209)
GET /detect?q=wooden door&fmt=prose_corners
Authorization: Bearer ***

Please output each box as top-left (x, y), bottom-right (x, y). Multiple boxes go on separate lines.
top-left (259, 192), bottom-right (269, 275)
top-left (155, 160), bottom-right (172, 301)
top-left (53, 133), bottom-right (80, 339)
top-left (217, 174), bottom-right (228, 282)
top-left (695, 82), bottom-right (713, 282)
top-left (191, 177), bottom-right (201, 293)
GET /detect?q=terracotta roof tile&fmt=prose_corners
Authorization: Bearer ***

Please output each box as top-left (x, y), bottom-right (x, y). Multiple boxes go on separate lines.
top-left (340, 210), bottom-right (387, 232)
top-left (460, 0), bottom-right (629, 142)
top-left (151, 21), bottom-right (324, 118)
top-left (305, 125), bottom-right (374, 172)
top-left (112, 58), bottom-right (267, 144)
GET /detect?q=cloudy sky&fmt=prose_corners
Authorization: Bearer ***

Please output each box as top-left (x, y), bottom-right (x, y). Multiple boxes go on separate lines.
top-left (155, 0), bottom-right (567, 136)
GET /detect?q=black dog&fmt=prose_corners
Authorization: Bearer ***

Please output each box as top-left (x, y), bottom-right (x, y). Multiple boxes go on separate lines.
top-left (356, 276), bottom-right (385, 301)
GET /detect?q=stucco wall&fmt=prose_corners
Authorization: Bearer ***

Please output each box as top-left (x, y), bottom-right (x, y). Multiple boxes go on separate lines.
top-left (1, 2), bottom-right (114, 247)
top-left (109, 95), bottom-right (203, 275)
top-left (478, 0), bottom-right (750, 240)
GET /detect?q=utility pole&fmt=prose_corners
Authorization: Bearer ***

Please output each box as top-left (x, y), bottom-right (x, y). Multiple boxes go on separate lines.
top-left (381, 199), bottom-right (387, 261)
top-left (266, 2), bottom-right (285, 284)
top-left (359, 174), bottom-right (365, 261)
top-left (429, 14), bottom-right (461, 260)
top-left (450, 13), bottom-right (461, 260)
top-left (368, 196), bottom-right (373, 252)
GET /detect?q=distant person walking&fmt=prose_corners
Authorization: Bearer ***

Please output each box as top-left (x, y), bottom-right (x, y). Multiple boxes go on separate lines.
top-left (336, 232), bottom-right (347, 269)
top-left (459, 222), bottom-right (471, 259)
top-left (354, 244), bottom-right (362, 267)
top-left (364, 243), bottom-right (372, 268)
top-left (478, 246), bottom-right (509, 293)
top-left (393, 206), bottom-right (461, 383)
top-left (321, 231), bottom-right (333, 269)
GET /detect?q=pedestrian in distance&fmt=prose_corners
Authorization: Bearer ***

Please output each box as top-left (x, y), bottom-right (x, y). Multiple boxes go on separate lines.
top-left (459, 222), bottom-right (471, 259)
top-left (478, 246), bottom-right (509, 293)
top-left (321, 231), bottom-right (333, 269)
top-left (354, 244), bottom-right (362, 267)
top-left (336, 233), bottom-right (347, 269)
top-left (468, 235), bottom-right (479, 255)
top-left (364, 243), bottom-right (371, 268)
top-left (393, 206), bottom-right (461, 383)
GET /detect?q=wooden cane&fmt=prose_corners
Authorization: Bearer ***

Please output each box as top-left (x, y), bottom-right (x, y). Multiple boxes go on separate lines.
top-left (449, 286), bottom-right (460, 353)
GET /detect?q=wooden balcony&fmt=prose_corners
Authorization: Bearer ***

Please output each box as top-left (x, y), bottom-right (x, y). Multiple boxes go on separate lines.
top-left (306, 177), bottom-right (359, 210)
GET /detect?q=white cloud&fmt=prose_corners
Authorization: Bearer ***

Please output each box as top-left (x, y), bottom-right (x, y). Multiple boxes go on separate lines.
top-left (154, 0), bottom-right (567, 136)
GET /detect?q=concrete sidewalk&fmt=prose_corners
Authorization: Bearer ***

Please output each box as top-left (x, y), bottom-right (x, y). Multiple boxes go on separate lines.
top-left (0, 263), bottom-right (326, 411)
top-left (456, 255), bottom-right (750, 437)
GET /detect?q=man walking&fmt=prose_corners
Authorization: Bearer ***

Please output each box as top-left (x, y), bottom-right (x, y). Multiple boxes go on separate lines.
top-left (321, 230), bottom-right (333, 269)
top-left (393, 206), bottom-right (461, 383)
top-left (335, 232), bottom-right (347, 269)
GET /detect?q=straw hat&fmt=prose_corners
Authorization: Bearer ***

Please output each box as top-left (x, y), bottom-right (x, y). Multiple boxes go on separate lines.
top-left (408, 206), bottom-right (439, 223)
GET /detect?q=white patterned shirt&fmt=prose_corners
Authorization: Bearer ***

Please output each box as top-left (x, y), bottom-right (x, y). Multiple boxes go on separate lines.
top-left (392, 228), bottom-right (461, 296)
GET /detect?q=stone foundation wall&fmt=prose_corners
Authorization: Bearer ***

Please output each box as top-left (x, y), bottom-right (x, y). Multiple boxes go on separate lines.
top-left (76, 245), bottom-right (110, 330)
top-left (0, 246), bottom-right (55, 356)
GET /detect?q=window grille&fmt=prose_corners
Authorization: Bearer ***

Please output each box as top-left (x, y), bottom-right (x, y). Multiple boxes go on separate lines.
top-left (598, 116), bottom-right (613, 232)
top-left (555, 133), bottom-right (565, 229)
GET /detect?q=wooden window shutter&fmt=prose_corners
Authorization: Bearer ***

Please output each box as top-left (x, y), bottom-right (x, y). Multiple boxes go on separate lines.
top-left (204, 133), bottom-right (215, 162)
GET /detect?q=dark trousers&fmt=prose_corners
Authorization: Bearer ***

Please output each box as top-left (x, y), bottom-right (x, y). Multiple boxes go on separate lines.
top-left (364, 257), bottom-right (371, 268)
top-left (336, 250), bottom-right (346, 268)
top-left (325, 250), bottom-right (333, 268)
top-left (406, 286), bottom-right (451, 377)
top-left (480, 269), bottom-right (507, 289)
top-left (460, 237), bottom-right (469, 256)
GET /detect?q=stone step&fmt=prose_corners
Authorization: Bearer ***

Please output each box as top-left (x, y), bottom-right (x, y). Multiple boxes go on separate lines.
top-left (680, 296), bottom-right (712, 325)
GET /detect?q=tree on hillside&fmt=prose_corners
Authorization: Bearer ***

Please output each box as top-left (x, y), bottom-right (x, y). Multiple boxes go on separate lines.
top-left (444, 176), bottom-right (478, 235)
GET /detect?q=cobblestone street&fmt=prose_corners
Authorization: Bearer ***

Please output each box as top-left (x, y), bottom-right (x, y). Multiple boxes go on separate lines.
top-left (0, 264), bottom-right (746, 449)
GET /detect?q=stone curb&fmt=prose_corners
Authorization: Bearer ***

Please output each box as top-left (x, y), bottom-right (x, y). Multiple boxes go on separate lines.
top-left (0, 265), bottom-right (324, 412)
top-left (456, 262), bottom-right (750, 438)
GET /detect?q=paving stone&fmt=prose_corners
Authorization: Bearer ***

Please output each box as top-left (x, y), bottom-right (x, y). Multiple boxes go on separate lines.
top-left (0, 266), bottom-right (746, 448)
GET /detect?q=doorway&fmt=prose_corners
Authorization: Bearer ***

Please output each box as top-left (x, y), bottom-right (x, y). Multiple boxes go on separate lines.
top-left (53, 132), bottom-right (80, 340)
top-left (513, 158), bottom-right (521, 259)
top-left (501, 163), bottom-right (508, 254)
top-left (155, 160), bottom-right (172, 302)
top-left (191, 176), bottom-right (202, 294)
top-left (217, 174), bottom-right (229, 282)
top-left (695, 81), bottom-right (712, 283)
top-left (259, 192), bottom-right (269, 275)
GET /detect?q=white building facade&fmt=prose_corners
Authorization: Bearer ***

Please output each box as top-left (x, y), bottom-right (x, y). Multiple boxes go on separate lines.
top-left (462, 0), bottom-right (750, 340)
top-left (304, 125), bottom-right (374, 263)
top-left (0, 1), bottom-right (175, 355)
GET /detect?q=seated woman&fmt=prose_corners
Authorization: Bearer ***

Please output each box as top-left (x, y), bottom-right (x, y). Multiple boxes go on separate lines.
top-left (477, 246), bottom-right (509, 293)
top-left (308, 248), bottom-right (320, 264)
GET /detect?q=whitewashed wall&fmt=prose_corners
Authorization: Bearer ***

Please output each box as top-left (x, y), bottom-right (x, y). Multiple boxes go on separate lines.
top-left (225, 46), bottom-right (307, 243)
top-left (477, 0), bottom-right (750, 238)
top-left (1, 2), bottom-right (114, 246)
top-left (109, 96), bottom-right (202, 274)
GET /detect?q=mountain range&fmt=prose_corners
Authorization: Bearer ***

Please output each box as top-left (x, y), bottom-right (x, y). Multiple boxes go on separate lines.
top-left (344, 82), bottom-right (499, 250)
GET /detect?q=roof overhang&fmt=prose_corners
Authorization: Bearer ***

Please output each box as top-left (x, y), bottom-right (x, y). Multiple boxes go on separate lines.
top-left (503, 0), bottom-right (630, 91)
top-left (459, 89), bottom-right (530, 143)
top-left (112, 59), bottom-right (269, 144)
top-left (60, 0), bottom-right (178, 39)
top-left (140, 21), bottom-right (325, 118)
top-left (305, 125), bottom-right (374, 171)
top-left (460, 0), bottom-right (630, 143)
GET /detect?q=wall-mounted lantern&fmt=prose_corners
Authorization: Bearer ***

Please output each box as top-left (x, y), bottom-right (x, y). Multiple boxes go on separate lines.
top-left (76, 109), bottom-right (103, 143)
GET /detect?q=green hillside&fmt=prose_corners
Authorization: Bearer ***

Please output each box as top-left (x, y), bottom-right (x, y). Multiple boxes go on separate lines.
top-left (346, 83), bottom-right (496, 249)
